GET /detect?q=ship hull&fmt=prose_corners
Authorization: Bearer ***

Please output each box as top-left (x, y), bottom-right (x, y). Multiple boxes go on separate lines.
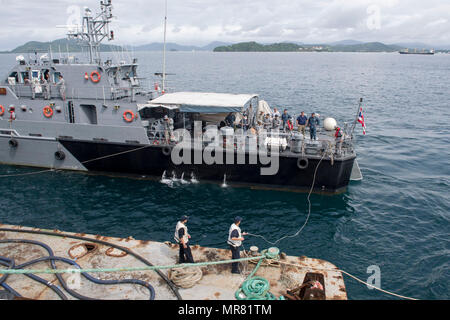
top-left (58, 139), bottom-right (356, 194)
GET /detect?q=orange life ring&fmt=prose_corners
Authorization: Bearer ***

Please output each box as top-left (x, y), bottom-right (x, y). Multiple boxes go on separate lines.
top-left (90, 71), bottom-right (101, 83)
top-left (43, 106), bottom-right (53, 118)
top-left (0, 105), bottom-right (4, 116)
top-left (123, 110), bottom-right (135, 122)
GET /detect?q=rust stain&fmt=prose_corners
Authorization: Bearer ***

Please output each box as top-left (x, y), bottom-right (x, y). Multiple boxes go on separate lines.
top-left (214, 292), bottom-right (221, 298)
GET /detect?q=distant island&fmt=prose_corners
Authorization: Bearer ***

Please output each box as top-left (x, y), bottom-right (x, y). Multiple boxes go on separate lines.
top-left (0, 39), bottom-right (231, 54)
top-left (2, 38), bottom-right (449, 54)
top-left (213, 41), bottom-right (405, 53)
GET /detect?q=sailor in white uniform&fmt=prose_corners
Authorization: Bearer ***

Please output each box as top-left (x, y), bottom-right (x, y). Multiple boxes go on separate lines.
top-left (174, 215), bottom-right (194, 263)
top-left (227, 216), bottom-right (248, 274)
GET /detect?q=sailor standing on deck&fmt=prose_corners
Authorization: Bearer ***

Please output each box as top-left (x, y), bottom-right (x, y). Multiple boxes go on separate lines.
top-left (41, 76), bottom-right (50, 100)
top-left (307, 113), bottom-right (320, 141)
top-left (227, 216), bottom-right (248, 274)
top-left (174, 215), bottom-right (194, 264)
top-left (163, 115), bottom-right (174, 144)
top-left (57, 75), bottom-right (66, 101)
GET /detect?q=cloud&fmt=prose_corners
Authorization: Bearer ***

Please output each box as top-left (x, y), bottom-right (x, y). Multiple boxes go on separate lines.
top-left (0, 0), bottom-right (449, 50)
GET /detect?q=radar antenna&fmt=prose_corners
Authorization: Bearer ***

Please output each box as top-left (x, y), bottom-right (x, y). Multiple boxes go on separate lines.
top-left (67, 0), bottom-right (115, 64)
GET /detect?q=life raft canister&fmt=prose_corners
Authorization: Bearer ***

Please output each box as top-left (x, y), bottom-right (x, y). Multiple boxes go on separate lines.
top-left (0, 105), bottom-right (4, 116)
top-left (90, 71), bottom-right (101, 83)
top-left (123, 110), bottom-right (135, 122)
top-left (43, 106), bottom-right (53, 118)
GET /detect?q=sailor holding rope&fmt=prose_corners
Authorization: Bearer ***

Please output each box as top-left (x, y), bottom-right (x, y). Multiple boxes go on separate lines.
top-left (227, 216), bottom-right (248, 274)
top-left (174, 215), bottom-right (194, 264)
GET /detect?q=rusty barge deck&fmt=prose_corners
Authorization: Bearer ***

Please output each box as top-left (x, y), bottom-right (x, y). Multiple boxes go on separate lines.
top-left (0, 224), bottom-right (347, 300)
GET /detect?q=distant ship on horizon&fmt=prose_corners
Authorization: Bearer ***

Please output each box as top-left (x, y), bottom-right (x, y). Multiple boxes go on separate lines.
top-left (399, 48), bottom-right (435, 55)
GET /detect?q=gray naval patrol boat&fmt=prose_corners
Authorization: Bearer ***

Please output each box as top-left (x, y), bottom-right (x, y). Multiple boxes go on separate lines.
top-left (0, 0), bottom-right (362, 194)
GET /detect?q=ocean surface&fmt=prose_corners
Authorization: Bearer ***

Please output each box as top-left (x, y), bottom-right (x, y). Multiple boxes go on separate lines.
top-left (0, 51), bottom-right (449, 299)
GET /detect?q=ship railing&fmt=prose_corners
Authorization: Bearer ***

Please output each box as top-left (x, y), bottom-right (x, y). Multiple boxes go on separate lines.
top-left (145, 128), bottom-right (354, 158)
top-left (8, 84), bottom-right (151, 102)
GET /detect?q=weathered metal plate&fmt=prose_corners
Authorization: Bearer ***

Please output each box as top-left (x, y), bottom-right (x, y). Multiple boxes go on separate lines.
top-left (0, 223), bottom-right (347, 300)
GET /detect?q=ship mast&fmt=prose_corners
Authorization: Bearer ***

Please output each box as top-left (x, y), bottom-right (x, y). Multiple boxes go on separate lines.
top-left (68, 0), bottom-right (114, 64)
top-left (162, 0), bottom-right (168, 93)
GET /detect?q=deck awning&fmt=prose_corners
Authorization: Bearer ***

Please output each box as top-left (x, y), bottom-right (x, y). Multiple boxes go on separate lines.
top-left (139, 92), bottom-right (259, 113)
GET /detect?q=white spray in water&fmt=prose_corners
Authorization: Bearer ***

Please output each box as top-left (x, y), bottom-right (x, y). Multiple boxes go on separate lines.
top-left (161, 170), bottom-right (173, 187)
top-left (190, 172), bottom-right (199, 184)
top-left (180, 172), bottom-right (190, 185)
top-left (221, 174), bottom-right (228, 188)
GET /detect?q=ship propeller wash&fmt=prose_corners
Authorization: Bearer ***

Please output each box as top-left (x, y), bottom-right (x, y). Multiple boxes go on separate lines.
top-left (0, 0), bottom-right (362, 193)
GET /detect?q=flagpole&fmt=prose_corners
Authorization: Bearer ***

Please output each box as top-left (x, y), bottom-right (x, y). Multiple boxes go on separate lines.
top-left (350, 97), bottom-right (363, 137)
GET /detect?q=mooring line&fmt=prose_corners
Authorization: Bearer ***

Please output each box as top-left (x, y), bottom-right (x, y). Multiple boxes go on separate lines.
top-left (247, 151), bottom-right (328, 245)
top-left (0, 168), bottom-right (56, 178)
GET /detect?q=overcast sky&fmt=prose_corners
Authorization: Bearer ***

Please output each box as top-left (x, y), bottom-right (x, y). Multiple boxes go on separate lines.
top-left (0, 0), bottom-right (449, 50)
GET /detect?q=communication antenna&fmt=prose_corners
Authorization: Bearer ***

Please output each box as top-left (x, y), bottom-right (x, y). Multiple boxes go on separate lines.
top-left (66, 0), bottom-right (115, 64)
top-left (162, 0), bottom-right (168, 93)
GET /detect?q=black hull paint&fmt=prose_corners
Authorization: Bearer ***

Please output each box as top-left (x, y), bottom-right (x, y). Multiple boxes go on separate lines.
top-left (60, 140), bottom-right (356, 194)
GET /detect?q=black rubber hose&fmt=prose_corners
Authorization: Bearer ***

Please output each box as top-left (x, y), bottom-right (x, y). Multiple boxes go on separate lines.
top-left (0, 239), bottom-right (155, 300)
top-left (0, 228), bottom-right (181, 300)
top-left (0, 258), bottom-right (68, 300)
top-left (16, 256), bottom-right (155, 300)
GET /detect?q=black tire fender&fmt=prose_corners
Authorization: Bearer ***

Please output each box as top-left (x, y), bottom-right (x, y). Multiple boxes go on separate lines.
top-left (8, 139), bottom-right (18, 148)
top-left (55, 150), bottom-right (66, 161)
top-left (162, 146), bottom-right (172, 156)
top-left (297, 157), bottom-right (309, 170)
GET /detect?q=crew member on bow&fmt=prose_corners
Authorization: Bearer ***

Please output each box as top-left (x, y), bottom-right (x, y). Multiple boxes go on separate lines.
top-left (227, 216), bottom-right (248, 274)
top-left (174, 215), bottom-right (194, 264)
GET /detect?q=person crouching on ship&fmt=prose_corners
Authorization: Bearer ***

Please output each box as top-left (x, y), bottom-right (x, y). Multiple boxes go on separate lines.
top-left (174, 215), bottom-right (194, 264)
top-left (227, 216), bottom-right (248, 274)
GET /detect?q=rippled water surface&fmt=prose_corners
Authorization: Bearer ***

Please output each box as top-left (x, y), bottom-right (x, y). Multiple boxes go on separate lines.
top-left (0, 51), bottom-right (449, 299)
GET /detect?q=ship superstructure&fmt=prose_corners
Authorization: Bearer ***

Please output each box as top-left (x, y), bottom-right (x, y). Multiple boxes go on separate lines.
top-left (0, 1), bottom-right (360, 193)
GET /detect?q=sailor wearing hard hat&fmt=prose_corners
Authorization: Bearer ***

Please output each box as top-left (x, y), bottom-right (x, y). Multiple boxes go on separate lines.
top-left (227, 216), bottom-right (248, 274)
top-left (174, 215), bottom-right (194, 264)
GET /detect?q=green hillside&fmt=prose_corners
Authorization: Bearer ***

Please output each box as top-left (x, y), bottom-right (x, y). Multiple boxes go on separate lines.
top-left (7, 39), bottom-right (123, 54)
top-left (214, 41), bottom-right (403, 53)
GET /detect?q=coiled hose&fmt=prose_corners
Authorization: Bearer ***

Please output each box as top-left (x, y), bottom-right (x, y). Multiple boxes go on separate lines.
top-left (0, 239), bottom-right (155, 300)
top-left (0, 227), bottom-right (181, 300)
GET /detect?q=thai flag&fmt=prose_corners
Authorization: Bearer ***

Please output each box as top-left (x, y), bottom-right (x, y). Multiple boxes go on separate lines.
top-left (358, 107), bottom-right (366, 135)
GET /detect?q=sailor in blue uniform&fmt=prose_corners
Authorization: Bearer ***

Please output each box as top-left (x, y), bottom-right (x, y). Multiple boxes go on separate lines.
top-left (174, 215), bottom-right (194, 264)
top-left (227, 216), bottom-right (248, 274)
top-left (307, 113), bottom-right (320, 140)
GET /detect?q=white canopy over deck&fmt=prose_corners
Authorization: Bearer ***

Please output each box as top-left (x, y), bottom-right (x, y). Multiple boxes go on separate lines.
top-left (138, 92), bottom-right (259, 113)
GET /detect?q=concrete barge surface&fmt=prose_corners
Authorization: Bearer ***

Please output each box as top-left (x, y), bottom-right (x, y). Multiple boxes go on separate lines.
top-left (0, 224), bottom-right (347, 300)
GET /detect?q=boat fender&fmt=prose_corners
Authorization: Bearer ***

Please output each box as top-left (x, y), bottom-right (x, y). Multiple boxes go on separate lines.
top-left (55, 150), bottom-right (66, 161)
top-left (123, 110), bottom-right (135, 122)
top-left (0, 105), bottom-right (4, 116)
top-left (162, 146), bottom-right (171, 156)
top-left (8, 139), bottom-right (18, 148)
top-left (43, 106), bottom-right (53, 118)
top-left (297, 157), bottom-right (309, 170)
top-left (90, 71), bottom-right (101, 83)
